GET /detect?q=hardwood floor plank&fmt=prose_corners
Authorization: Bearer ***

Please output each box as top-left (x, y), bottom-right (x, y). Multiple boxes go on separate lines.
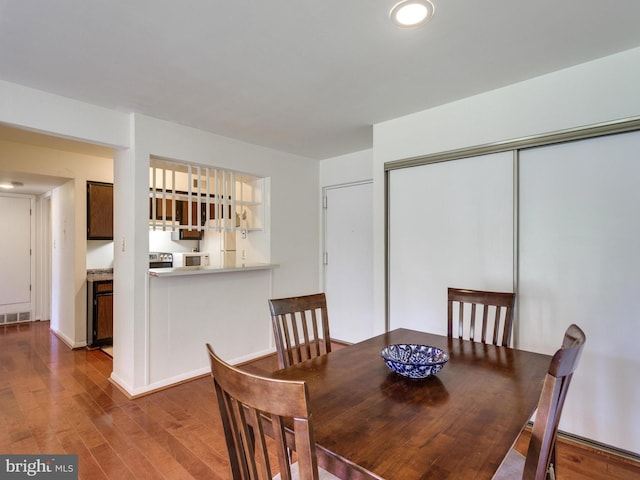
top-left (21, 399), bottom-right (68, 454)
top-left (89, 442), bottom-right (137, 480)
top-left (9, 436), bottom-right (41, 455)
top-left (142, 393), bottom-right (229, 474)
top-left (92, 410), bottom-right (166, 479)
top-left (119, 400), bottom-right (224, 480)
top-left (1, 321), bottom-right (638, 480)
top-left (118, 402), bottom-right (189, 463)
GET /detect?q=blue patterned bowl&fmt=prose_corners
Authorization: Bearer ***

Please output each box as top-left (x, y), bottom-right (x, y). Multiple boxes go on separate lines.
top-left (381, 344), bottom-right (449, 379)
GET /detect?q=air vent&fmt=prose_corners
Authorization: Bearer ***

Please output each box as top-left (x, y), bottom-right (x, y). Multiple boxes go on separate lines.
top-left (1, 311), bottom-right (31, 323)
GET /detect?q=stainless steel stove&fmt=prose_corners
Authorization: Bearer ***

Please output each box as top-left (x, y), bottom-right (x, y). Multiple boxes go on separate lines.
top-left (149, 252), bottom-right (173, 268)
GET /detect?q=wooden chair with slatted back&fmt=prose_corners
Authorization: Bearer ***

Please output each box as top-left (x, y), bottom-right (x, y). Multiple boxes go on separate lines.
top-left (447, 288), bottom-right (516, 347)
top-left (205, 343), bottom-right (340, 480)
top-left (269, 293), bottom-right (332, 369)
top-left (493, 323), bottom-right (586, 480)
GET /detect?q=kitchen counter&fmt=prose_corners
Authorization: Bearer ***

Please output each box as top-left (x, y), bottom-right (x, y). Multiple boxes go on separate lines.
top-left (149, 262), bottom-right (276, 277)
top-left (87, 268), bottom-right (114, 282)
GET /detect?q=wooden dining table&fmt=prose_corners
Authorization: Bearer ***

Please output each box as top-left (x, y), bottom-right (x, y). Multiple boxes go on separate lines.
top-left (269, 328), bottom-right (552, 480)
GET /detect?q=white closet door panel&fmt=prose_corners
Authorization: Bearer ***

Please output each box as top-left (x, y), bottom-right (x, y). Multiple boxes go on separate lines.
top-left (388, 152), bottom-right (514, 333)
top-left (519, 130), bottom-right (640, 453)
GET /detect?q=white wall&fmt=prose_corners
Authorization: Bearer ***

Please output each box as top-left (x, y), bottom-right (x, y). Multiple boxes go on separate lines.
top-left (86, 241), bottom-right (115, 269)
top-left (320, 149), bottom-right (373, 187)
top-left (110, 114), bottom-right (321, 394)
top-left (374, 47), bottom-right (640, 163)
top-left (148, 230), bottom-right (199, 254)
top-left (50, 181), bottom-right (75, 344)
top-left (0, 80), bottom-right (129, 149)
top-left (373, 46), bottom-right (640, 453)
top-left (133, 114), bottom-right (320, 296)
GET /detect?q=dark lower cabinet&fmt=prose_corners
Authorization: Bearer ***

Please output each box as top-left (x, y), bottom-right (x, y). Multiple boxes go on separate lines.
top-left (87, 280), bottom-right (113, 348)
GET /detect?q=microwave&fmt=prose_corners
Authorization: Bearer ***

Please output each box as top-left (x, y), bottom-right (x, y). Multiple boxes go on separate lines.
top-left (173, 252), bottom-right (210, 267)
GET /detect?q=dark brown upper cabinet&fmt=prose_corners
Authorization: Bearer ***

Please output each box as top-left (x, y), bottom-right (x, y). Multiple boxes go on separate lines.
top-left (149, 197), bottom-right (176, 221)
top-left (87, 181), bottom-right (113, 240)
top-left (174, 200), bottom-right (204, 240)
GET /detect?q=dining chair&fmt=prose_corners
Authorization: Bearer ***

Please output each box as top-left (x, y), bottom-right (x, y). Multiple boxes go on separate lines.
top-left (205, 343), bottom-right (340, 480)
top-left (447, 287), bottom-right (516, 347)
top-left (493, 323), bottom-right (586, 480)
top-left (268, 293), bottom-right (332, 369)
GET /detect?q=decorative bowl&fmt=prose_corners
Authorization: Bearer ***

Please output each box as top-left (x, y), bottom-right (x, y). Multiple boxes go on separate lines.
top-left (380, 344), bottom-right (449, 379)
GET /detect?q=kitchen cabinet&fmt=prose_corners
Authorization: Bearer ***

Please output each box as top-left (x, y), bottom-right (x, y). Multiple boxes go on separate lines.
top-left (175, 200), bottom-right (204, 240)
top-left (148, 160), bottom-right (265, 234)
top-left (87, 181), bottom-right (113, 240)
top-left (149, 197), bottom-right (175, 221)
top-left (87, 279), bottom-right (113, 348)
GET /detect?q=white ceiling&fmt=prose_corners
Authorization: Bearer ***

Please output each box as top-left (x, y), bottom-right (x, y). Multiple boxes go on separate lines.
top-left (1, 0), bottom-right (640, 161)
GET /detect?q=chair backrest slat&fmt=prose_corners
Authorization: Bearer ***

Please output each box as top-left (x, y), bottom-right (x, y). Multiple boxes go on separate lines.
top-left (447, 288), bottom-right (515, 347)
top-left (269, 293), bottom-right (332, 369)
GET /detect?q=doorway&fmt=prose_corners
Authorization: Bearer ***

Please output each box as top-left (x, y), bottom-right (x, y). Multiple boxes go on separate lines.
top-left (0, 194), bottom-right (35, 323)
top-left (323, 181), bottom-right (373, 343)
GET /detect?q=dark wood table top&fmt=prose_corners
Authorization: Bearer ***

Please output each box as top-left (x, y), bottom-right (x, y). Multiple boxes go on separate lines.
top-left (270, 328), bottom-right (552, 480)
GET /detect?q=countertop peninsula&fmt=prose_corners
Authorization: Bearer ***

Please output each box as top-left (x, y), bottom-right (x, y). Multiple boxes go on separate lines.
top-left (148, 262), bottom-right (276, 277)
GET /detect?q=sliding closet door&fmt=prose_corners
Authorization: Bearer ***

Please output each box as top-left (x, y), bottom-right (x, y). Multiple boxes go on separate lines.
top-left (388, 151), bottom-right (514, 332)
top-left (519, 130), bottom-right (640, 453)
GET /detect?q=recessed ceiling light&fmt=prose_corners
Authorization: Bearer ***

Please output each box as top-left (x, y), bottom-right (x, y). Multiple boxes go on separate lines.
top-left (0, 181), bottom-right (23, 189)
top-left (390, 0), bottom-right (435, 28)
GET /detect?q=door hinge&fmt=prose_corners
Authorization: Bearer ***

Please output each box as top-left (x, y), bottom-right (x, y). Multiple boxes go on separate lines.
top-left (323, 252), bottom-right (328, 265)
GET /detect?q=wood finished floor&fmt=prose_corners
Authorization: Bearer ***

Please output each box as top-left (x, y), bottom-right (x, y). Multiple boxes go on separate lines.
top-left (1, 321), bottom-right (638, 480)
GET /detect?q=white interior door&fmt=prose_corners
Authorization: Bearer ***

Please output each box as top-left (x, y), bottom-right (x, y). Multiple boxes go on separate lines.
top-left (0, 194), bottom-right (33, 320)
top-left (323, 182), bottom-right (373, 343)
